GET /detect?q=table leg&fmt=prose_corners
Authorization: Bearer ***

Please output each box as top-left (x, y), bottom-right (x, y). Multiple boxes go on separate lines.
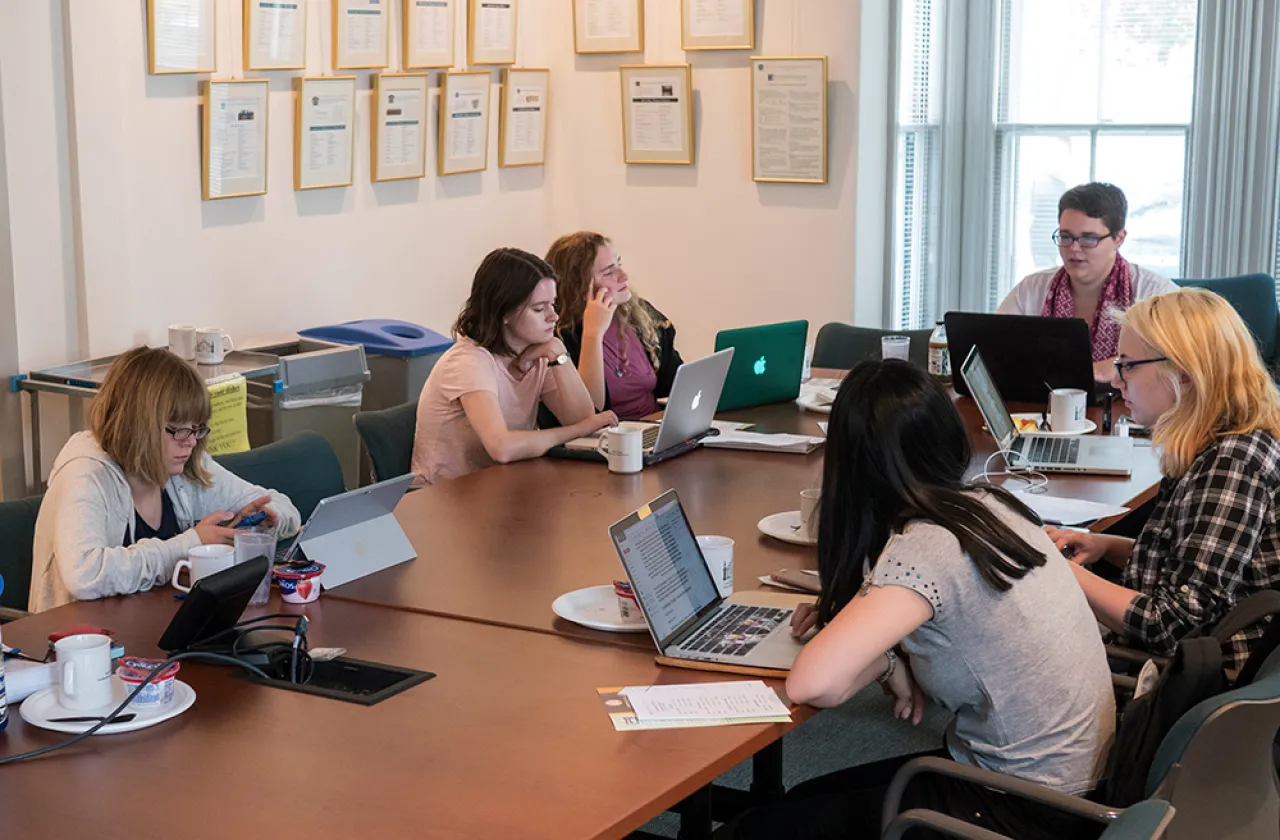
top-left (675, 785), bottom-right (713, 840)
top-left (29, 390), bottom-right (42, 494)
top-left (750, 739), bottom-right (785, 800)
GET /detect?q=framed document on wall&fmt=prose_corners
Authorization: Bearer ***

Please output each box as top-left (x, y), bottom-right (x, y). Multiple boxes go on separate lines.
top-left (372, 73), bottom-right (430, 181)
top-left (148, 0), bottom-right (217, 75)
top-left (499, 68), bottom-right (548, 167)
top-left (619, 64), bottom-right (694, 165)
top-left (332, 0), bottom-right (389, 70)
top-left (439, 71), bottom-right (492, 175)
top-left (468, 0), bottom-right (518, 66)
top-left (573, 0), bottom-right (643, 54)
top-left (751, 56), bottom-right (828, 184)
top-left (681, 0), bottom-right (754, 51)
top-left (294, 76), bottom-right (358, 190)
top-left (202, 80), bottom-right (270, 200)
top-left (403, 0), bottom-right (456, 69)
top-left (244, 0), bottom-right (307, 70)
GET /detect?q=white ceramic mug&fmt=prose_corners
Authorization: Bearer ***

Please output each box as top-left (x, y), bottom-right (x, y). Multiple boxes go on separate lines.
top-left (1050, 388), bottom-right (1088, 432)
top-left (55, 634), bottom-right (115, 711)
top-left (168, 324), bottom-right (197, 361)
top-left (799, 488), bottom-right (822, 540)
top-left (597, 425), bottom-right (644, 474)
top-left (697, 535), bottom-right (735, 598)
top-left (195, 327), bottom-right (235, 365)
top-left (172, 544), bottom-right (236, 593)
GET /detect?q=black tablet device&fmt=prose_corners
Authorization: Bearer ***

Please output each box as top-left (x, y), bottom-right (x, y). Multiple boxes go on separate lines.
top-left (944, 311), bottom-right (1100, 404)
top-left (158, 557), bottom-right (269, 652)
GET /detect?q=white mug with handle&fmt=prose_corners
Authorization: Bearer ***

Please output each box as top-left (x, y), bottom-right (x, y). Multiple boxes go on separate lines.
top-left (1049, 388), bottom-right (1088, 433)
top-left (597, 425), bottom-right (644, 474)
top-left (168, 324), bottom-right (197, 361)
top-left (172, 544), bottom-right (236, 592)
top-left (195, 327), bottom-right (235, 365)
top-left (55, 633), bottom-right (115, 711)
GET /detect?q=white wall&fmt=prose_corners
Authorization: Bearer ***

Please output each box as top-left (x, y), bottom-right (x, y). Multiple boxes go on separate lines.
top-left (0, 0), bottom-right (882, 493)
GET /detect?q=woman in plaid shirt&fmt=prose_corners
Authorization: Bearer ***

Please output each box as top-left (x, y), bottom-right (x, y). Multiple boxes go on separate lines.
top-left (1049, 288), bottom-right (1280, 669)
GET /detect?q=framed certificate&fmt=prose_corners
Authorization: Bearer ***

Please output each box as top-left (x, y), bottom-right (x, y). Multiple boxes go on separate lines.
top-left (332, 0), bottom-right (389, 70)
top-left (573, 0), bottom-right (643, 54)
top-left (439, 71), bottom-right (492, 175)
top-left (243, 0), bottom-right (307, 70)
top-left (468, 0), bottom-right (518, 66)
top-left (372, 73), bottom-right (430, 181)
top-left (751, 56), bottom-right (828, 184)
top-left (681, 0), bottom-right (754, 51)
top-left (403, 0), bottom-right (456, 69)
top-left (202, 80), bottom-right (270, 200)
top-left (148, 0), bottom-right (217, 75)
top-left (294, 76), bottom-right (358, 190)
top-left (619, 64), bottom-right (694, 165)
top-left (499, 68), bottom-right (548, 168)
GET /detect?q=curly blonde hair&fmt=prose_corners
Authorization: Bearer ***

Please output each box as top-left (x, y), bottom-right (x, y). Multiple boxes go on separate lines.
top-left (546, 231), bottom-right (664, 370)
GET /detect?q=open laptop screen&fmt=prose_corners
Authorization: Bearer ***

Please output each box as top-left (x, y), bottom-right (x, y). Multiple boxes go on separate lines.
top-left (961, 346), bottom-right (1017, 447)
top-left (610, 490), bottom-right (721, 647)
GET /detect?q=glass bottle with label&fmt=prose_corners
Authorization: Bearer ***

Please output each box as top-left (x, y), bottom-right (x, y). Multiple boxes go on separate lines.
top-left (928, 321), bottom-right (951, 384)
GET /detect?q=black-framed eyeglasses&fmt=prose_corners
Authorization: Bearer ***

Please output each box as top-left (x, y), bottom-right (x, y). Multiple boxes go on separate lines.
top-left (1052, 230), bottom-right (1117, 250)
top-left (166, 425), bottom-right (211, 441)
top-left (1113, 357), bottom-right (1168, 383)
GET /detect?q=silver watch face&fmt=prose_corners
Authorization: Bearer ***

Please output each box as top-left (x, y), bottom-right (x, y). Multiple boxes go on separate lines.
top-left (555, 353), bottom-right (571, 366)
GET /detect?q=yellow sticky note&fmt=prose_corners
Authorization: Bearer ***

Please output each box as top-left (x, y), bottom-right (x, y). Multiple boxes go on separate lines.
top-left (206, 376), bottom-right (250, 455)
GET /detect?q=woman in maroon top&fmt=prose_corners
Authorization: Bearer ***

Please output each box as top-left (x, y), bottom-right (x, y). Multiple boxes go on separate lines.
top-left (545, 231), bottom-right (684, 421)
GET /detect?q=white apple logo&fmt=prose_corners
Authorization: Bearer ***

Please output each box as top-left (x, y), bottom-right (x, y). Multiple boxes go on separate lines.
top-left (691, 389), bottom-right (702, 411)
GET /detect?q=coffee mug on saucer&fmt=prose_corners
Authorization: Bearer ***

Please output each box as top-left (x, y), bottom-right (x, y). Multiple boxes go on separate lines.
top-left (55, 633), bottom-right (115, 711)
top-left (172, 544), bottom-right (236, 593)
top-left (1050, 388), bottom-right (1088, 432)
top-left (168, 324), bottom-right (196, 361)
top-left (597, 425), bottom-right (644, 474)
top-left (195, 327), bottom-right (234, 365)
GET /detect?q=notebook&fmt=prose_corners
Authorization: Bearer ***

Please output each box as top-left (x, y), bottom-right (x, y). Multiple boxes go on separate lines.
top-left (714, 320), bottom-right (809, 411)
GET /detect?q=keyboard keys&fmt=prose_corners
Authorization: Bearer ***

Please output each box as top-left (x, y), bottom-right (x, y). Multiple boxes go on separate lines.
top-left (682, 605), bottom-right (785, 657)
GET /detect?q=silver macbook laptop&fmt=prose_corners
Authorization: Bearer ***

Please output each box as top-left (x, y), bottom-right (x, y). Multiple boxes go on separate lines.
top-left (961, 346), bottom-right (1133, 476)
top-left (564, 348), bottom-right (735, 463)
top-left (609, 489), bottom-right (802, 670)
top-left (280, 473), bottom-right (417, 588)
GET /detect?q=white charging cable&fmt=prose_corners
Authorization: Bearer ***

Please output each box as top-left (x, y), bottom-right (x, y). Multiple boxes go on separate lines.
top-left (976, 447), bottom-right (1050, 494)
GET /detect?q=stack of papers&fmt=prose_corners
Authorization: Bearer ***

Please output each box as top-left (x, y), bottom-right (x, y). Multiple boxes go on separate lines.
top-left (1011, 490), bottom-right (1129, 526)
top-left (759, 569), bottom-right (821, 594)
top-left (598, 681), bottom-right (791, 731)
top-left (703, 431), bottom-right (825, 454)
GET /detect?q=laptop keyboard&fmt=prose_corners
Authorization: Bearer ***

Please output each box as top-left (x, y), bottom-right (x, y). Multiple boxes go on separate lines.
top-left (679, 605), bottom-right (789, 657)
top-left (642, 425), bottom-right (660, 449)
top-left (1020, 436), bottom-right (1081, 464)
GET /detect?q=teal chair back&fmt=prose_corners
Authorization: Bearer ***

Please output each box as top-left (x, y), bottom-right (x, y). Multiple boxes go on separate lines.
top-left (214, 431), bottom-right (345, 522)
top-left (353, 401), bottom-right (417, 483)
top-left (1174, 274), bottom-right (1278, 364)
top-left (0, 494), bottom-right (42, 613)
top-left (883, 798), bottom-right (1175, 840)
top-left (812, 323), bottom-right (934, 370)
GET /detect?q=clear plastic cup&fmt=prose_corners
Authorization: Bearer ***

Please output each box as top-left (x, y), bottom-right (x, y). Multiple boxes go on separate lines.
top-left (881, 335), bottom-right (911, 361)
top-left (234, 530), bottom-right (277, 606)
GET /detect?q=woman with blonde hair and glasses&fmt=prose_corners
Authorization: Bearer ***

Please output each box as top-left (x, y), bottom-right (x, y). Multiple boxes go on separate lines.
top-left (545, 232), bottom-right (683, 420)
top-left (1049, 288), bottom-right (1280, 667)
top-left (30, 346), bottom-right (300, 611)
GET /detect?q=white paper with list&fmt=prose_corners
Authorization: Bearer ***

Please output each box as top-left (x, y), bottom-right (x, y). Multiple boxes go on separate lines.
top-left (620, 681), bottom-right (791, 722)
top-left (1010, 490), bottom-right (1129, 526)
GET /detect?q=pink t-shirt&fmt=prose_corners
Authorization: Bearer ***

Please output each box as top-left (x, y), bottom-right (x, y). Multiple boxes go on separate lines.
top-left (411, 338), bottom-right (558, 486)
top-left (602, 327), bottom-right (658, 420)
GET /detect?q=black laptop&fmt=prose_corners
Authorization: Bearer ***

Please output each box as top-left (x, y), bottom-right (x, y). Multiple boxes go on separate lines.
top-left (944, 312), bottom-right (1099, 404)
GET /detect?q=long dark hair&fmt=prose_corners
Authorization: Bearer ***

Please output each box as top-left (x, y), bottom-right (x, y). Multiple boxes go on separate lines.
top-left (815, 360), bottom-right (1047, 627)
top-left (453, 248), bottom-right (557, 357)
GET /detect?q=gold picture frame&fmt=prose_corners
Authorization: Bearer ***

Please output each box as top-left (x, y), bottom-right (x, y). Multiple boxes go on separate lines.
top-left (467, 0), bottom-right (518, 66)
top-left (750, 56), bottom-right (828, 184)
top-left (201, 79), bottom-right (270, 200)
top-left (332, 0), bottom-right (390, 70)
top-left (148, 0), bottom-right (217, 75)
top-left (499, 68), bottom-right (549, 168)
top-left (572, 0), bottom-right (643, 54)
top-left (619, 64), bottom-right (694, 165)
top-left (438, 70), bottom-right (492, 175)
top-left (294, 76), bottom-right (358, 190)
top-left (243, 0), bottom-right (307, 71)
top-left (372, 73), bottom-right (431, 182)
top-left (681, 0), bottom-right (755, 51)
top-left (402, 0), bottom-right (457, 69)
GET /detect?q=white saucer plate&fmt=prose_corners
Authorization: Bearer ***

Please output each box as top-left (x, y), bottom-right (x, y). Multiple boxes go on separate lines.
top-left (757, 511), bottom-right (817, 546)
top-left (21, 675), bottom-right (196, 735)
top-left (552, 585), bottom-right (649, 633)
top-left (1009, 413), bottom-right (1097, 437)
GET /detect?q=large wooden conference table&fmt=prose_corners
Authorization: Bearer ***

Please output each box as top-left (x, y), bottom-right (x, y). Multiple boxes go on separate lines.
top-left (331, 381), bottom-right (1163, 650)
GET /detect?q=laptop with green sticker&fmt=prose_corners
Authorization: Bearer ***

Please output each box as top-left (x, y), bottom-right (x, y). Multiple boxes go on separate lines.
top-left (714, 320), bottom-right (808, 411)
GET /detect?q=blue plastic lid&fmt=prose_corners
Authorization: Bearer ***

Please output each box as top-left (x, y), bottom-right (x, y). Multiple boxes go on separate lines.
top-left (299, 319), bottom-right (453, 358)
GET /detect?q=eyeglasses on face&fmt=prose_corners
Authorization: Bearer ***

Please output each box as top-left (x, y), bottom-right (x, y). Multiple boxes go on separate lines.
top-left (166, 424), bottom-right (211, 441)
top-left (1052, 230), bottom-right (1117, 250)
top-left (1113, 357), bottom-right (1168, 383)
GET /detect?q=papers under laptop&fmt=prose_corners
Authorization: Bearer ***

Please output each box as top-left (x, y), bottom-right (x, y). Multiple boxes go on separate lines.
top-left (609, 489), bottom-right (803, 671)
top-left (960, 346), bottom-right (1133, 476)
top-left (279, 473), bottom-right (417, 588)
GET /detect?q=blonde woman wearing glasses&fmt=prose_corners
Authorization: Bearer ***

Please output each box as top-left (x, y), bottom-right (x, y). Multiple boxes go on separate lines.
top-left (1049, 289), bottom-right (1280, 668)
top-left (30, 347), bottom-right (300, 611)
top-left (545, 232), bottom-right (684, 420)
top-left (998, 183), bottom-right (1178, 382)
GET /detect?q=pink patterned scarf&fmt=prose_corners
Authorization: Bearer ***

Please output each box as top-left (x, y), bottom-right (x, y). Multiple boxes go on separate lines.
top-left (1040, 254), bottom-right (1134, 361)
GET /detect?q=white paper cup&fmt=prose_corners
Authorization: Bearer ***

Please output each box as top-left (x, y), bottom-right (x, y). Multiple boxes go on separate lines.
top-left (800, 488), bottom-right (822, 540)
top-left (697, 535), bottom-right (735, 598)
top-left (881, 335), bottom-right (911, 361)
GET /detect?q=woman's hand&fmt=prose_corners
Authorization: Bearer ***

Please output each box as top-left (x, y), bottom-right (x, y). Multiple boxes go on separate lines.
top-left (571, 410), bottom-right (618, 438)
top-left (1044, 526), bottom-right (1106, 565)
top-left (882, 655), bottom-right (925, 725)
top-left (195, 511), bottom-right (237, 546)
top-left (582, 283), bottom-right (617, 342)
top-left (231, 495), bottom-right (279, 530)
top-left (511, 337), bottom-right (569, 378)
top-left (791, 601), bottom-right (818, 638)
top-left (1094, 357), bottom-right (1117, 384)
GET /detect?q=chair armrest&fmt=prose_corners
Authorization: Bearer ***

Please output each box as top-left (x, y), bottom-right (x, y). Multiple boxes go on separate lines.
top-left (880, 757), bottom-right (1121, 831)
top-left (883, 808), bottom-right (1011, 840)
top-left (1106, 643), bottom-right (1170, 669)
top-left (0, 606), bottom-right (29, 623)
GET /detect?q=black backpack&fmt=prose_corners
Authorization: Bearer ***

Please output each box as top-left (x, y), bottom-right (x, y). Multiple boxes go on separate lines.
top-left (1102, 590), bottom-right (1280, 807)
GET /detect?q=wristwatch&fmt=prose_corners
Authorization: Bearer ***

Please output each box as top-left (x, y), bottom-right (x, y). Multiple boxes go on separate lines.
top-left (548, 353), bottom-right (571, 367)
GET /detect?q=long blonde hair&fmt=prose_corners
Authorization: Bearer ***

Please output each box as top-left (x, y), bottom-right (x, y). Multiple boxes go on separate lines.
top-left (1117, 288), bottom-right (1280, 475)
top-left (546, 231), bottom-right (663, 370)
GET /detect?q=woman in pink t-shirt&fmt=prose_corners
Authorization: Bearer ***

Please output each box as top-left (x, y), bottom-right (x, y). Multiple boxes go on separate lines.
top-left (411, 249), bottom-right (617, 485)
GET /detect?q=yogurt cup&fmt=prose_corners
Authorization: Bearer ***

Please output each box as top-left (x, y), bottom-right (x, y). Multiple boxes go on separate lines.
top-left (116, 657), bottom-right (180, 709)
top-left (274, 562), bottom-right (325, 604)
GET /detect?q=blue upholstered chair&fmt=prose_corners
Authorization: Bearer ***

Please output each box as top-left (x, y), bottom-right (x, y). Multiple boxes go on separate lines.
top-left (214, 431), bottom-right (345, 522)
top-left (1174, 274), bottom-right (1279, 367)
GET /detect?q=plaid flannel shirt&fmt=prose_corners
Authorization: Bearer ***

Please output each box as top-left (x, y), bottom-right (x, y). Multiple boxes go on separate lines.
top-left (1122, 431), bottom-right (1280, 669)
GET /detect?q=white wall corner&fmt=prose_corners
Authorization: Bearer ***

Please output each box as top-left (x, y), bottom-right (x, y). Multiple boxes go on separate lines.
top-left (852, 0), bottom-right (892, 328)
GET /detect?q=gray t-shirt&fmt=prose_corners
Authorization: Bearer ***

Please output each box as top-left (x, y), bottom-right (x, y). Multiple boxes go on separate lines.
top-left (869, 494), bottom-right (1115, 793)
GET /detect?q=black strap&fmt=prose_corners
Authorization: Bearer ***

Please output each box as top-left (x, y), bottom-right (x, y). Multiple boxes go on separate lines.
top-left (1211, 590), bottom-right (1280, 643)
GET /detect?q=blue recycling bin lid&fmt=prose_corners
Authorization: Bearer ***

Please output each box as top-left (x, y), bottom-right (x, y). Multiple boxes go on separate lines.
top-left (299, 319), bottom-right (453, 358)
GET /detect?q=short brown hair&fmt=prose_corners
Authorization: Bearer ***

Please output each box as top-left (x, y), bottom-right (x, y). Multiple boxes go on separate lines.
top-left (453, 248), bottom-right (557, 357)
top-left (91, 346), bottom-right (213, 487)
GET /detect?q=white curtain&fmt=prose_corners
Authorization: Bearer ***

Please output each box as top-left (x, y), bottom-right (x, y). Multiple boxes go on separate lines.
top-left (1181, 0), bottom-right (1280, 279)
